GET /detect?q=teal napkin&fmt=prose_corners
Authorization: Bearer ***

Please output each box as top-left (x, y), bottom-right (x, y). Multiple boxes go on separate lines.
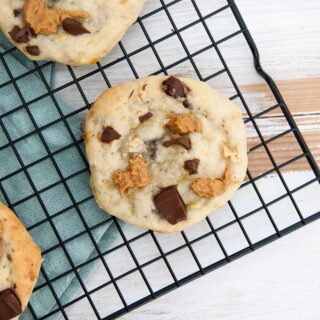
top-left (0, 32), bottom-right (120, 319)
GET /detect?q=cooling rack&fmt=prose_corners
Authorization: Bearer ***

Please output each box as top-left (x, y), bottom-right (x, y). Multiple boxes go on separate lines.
top-left (0, 0), bottom-right (320, 319)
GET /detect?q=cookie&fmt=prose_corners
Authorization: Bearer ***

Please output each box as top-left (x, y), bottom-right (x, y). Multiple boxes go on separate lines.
top-left (0, 203), bottom-right (41, 319)
top-left (0, 0), bottom-right (147, 65)
top-left (85, 76), bottom-right (247, 233)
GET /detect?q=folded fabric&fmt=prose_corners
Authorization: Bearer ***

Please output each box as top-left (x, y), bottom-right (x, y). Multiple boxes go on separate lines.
top-left (0, 32), bottom-right (119, 319)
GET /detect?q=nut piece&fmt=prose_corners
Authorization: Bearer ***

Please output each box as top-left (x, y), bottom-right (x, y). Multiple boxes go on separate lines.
top-left (113, 155), bottom-right (150, 197)
top-left (191, 163), bottom-right (231, 198)
top-left (23, 0), bottom-right (89, 35)
top-left (0, 221), bottom-right (3, 261)
top-left (165, 113), bottom-right (202, 135)
top-left (223, 144), bottom-right (239, 162)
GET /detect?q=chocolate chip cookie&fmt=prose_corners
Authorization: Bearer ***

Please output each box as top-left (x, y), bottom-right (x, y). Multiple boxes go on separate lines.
top-left (0, 203), bottom-right (41, 319)
top-left (85, 76), bottom-right (247, 233)
top-left (0, 0), bottom-right (147, 65)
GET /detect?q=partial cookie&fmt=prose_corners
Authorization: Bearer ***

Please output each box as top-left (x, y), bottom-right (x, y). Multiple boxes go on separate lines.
top-left (0, 0), bottom-right (147, 65)
top-left (85, 76), bottom-right (248, 233)
top-left (0, 203), bottom-right (41, 319)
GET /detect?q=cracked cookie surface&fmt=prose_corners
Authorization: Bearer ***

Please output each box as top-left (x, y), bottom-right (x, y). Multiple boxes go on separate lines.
top-left (85, 76), bottom-right (247, 233)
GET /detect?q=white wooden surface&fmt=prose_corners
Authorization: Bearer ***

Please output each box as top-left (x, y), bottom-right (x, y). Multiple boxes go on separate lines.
top-left (55, 0), bottom-right (320, 319)
top-left (122, 1), bottom-right (320, 319)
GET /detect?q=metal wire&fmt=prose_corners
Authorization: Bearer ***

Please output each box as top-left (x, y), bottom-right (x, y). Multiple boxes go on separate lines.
top-left (0, 0), bottom-right (319, 319)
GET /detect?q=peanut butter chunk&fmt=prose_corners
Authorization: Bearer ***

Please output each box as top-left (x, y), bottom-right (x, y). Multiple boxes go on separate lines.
top-left (191, 163), bottom-right (231, 198)
top-left (191, 177), bottom-right (225, 198)
top-left (113, 155), bottom-right (150, 197)
top-left (223, 144), bottom-right (239, 162)
top-left (165, 113), bottom-right (202, 135)
top-left (23, 0), bottom-right (89, 35)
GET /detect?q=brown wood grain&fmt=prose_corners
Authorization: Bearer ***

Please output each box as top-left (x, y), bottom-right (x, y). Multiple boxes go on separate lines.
top-left (243, 77), bottom-right (320, 115)
top-left (242, 77), bottom-right (320, 176)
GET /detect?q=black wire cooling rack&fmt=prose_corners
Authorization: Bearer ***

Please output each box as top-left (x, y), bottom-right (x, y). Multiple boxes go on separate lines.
top-left (1, 0), bottom-right (320, 319)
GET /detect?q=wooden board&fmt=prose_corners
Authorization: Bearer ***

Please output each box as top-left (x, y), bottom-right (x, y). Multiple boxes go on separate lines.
top-left (243, 77), bottom-right (320, 176)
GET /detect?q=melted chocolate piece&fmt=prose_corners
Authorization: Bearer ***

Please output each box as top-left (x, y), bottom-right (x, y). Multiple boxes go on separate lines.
top-left (145, 140), bottom-right (157, 159)
top-left (100, 126), bottom-right (121, 143)
top-left (0, 288), bottom-right (22, 319)
top-left (183, 159), bottom-right (200, 175)
top-left (163, 136), bottom-right (191, 150)
top-left (62, 18), bottom-right (90, 36)
top-left (182, 99), bottom-right (192, 109)
top-left (9, 25), bottom-right (34, 43)
top-left (13, 9), bottom-right (21, 17)
top-left (139, 112), bottom-right (153, 123)
top-left (162, 76), bottom-right (186, 98)
top-left (26, 45), bottom-right (40, 56)
top-left (154, 185), bottom-right (187, 225)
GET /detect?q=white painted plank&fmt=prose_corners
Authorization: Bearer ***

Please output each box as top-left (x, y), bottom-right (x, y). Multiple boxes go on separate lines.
top-left (64, 171), bottom-right (320, 319)
top-left (121, 218), bottom-right (320, 320)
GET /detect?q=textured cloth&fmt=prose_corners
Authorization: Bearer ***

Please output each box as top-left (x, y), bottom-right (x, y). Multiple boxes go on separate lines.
top-left (0, 32), bottom-right (118, 319)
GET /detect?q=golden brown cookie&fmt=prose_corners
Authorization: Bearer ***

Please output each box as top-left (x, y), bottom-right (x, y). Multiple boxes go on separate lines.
top-left (0, 0), bottom-right (147, 65)
top-left (0, 203), bottom-right (41, 319)
top-left (85, 76), bottom-right (248, 233)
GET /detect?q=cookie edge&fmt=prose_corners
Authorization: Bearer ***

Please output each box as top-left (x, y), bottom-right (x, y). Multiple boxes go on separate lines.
top-left (0, 203), bottom-right (41, 311)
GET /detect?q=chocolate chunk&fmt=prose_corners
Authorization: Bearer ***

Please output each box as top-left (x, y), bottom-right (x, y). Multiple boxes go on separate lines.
top-left (26, 45), bottom-right (40, 56)
top-left (184, 159), bottom-right (200, 175)
top-left (13, 9), bottom-right (21, 17)
top-left (163, 136), bottom-right (191, 150)
top-left (0, 288), bottom-right (22, 319)
top-left (62, 18), bottom-right (90, 36)
top-left (154, 185), bottom-right (187, 224)
top-left (162, 76), bottom-right (186, 98)
top-left (145, 140), bottom-right (157, 159)
top-left (182, 100), bottom-right (192, 109)
top-left (9, 25), bottom-right (34, 43)
top-left (29, 28), bottom-right (37, 38)
top-left (139, 112), bottom-right (153, 123)
top-left (100, 126), bottom-right (121, 143)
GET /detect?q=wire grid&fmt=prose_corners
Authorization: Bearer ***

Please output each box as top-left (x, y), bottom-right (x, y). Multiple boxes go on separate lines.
top-left (1, 0), bottom-right (320, 319)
